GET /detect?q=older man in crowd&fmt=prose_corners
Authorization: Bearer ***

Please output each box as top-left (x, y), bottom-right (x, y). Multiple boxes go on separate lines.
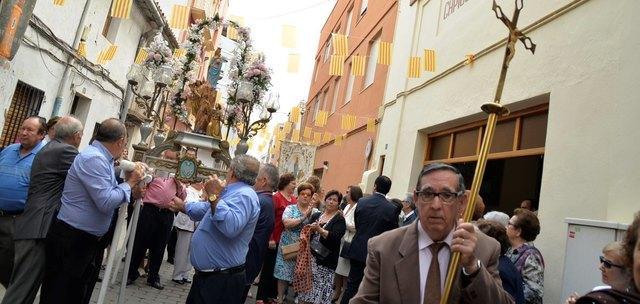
top-left (40, 118), bottom-right (142, 303)
top-left (2, 116), bottom-right (83, 304)
top-left (351, 163), bottom-right (514, 303)
top-left (242, 163), bottom-right (278, 302)
top-left (170, 155), bottom-right (261, 304)
top-left (127, 154), bottom-right (187, 290)
top-left (0, 116), bottom-right (47, 288)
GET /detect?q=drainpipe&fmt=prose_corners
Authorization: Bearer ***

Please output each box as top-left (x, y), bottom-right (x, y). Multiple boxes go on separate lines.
top-left (118, 28), bottom-right (161, 122)
top-left (51, 0), bottom-right (92, 117)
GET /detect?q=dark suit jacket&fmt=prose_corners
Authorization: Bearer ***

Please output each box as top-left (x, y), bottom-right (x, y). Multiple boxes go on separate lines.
top-left (350, 222), bottom-right (515, 304)
top-left (309, 211), bottom-right (346, 270)
top-left (244, 191), bottom-right (275, 285)
top-left (499, 255), bottom-right (525, 304)
top-left (401, 211), bottom-right (418, 227)
top-left (346, 193), bottom-right (398, 263)
top-left (14, 139), bottom-right (78, 240)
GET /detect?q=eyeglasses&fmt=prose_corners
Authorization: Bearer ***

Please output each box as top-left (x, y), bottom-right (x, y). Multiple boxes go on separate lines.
top-left (599, 256), bottom-right (624, 269)
top-left (415, 190), bottom-right (463, 204)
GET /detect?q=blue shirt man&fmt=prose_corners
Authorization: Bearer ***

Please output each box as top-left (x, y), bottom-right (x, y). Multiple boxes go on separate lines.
top-left (57, 140), bottom-right (131, 237)
top-left (186, 181), bottom-right (259, 270)
top-left (0, 141), bottom-right (45, 212)
top-left (171, 154), bottom-right (261, 304)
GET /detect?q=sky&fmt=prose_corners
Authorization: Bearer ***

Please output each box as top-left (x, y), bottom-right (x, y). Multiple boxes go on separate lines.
top-left (157, 0), bottom-right (334, 156)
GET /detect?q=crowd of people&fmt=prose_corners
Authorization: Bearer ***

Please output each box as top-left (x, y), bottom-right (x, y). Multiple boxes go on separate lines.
top-left (0, 115), bottom-right (639, 304)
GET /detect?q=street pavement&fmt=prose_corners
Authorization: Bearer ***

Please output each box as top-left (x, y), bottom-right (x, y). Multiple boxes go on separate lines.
top-left (0, 260), bottom-right (259, 304)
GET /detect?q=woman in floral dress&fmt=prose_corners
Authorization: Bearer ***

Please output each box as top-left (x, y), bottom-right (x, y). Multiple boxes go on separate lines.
top-left (507, 209), bottom-right (545, 304)
top-left (273, 182), bottom-right (315, 303)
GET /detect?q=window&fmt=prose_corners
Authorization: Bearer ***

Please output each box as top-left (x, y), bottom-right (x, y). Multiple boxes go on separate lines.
top-left (344, 63), bottom-right (355, 104)
top-left (345, 9), bottom-right (353, 36)
top-left (0, 81), bottom-right (44, 148)
top-left (320, 90), bottom-right (327, 110)
top-left (360, 0), bottom-right (368, 15)
top-left (323, 39), bottom-right (332, 63)
top-left (331, 78), bottom-right (341, 113)
top-left (101, 2), bottom-right (120, 43)
top-left (313, 96), bottom-right (321, 120)
top-left (364, 37), bottom-right (379, 88)
top-left (70, 94), bottom-right (92, 125)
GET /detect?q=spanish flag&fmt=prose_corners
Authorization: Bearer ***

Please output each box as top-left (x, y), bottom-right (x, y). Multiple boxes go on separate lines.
top-left (332, 33), bottom-right (348, 56)
top-left (408, 56), bottom-right (421, 78)
top-left (110, 0), bottom-right (133, 19)
top-left (134, 48), bottom-right (147, 64)
top-left (169, 5), bottom-right (190, 30)
top-left (424, 49), bottom-right (436, 72)
top-left (378, 41), bottom-right (392, 65)
top-left (283, 122), bottom-right (293, 135)
top-left (329, 55), bottom-right (345, 76)
top-left (351, 55), bottom-right (366, 76)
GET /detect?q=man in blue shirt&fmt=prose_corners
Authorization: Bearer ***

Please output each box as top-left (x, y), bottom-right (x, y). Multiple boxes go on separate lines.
top-left (170, 154), bottom-right (261, 304)
top-left (40, 118), bottom-right (143, 303)
top-left (0, 115), bottom-right (46, 288)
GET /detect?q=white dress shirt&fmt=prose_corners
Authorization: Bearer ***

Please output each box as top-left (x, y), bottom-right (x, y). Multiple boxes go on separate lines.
top-left (418, 221), bottom-right (454, 304)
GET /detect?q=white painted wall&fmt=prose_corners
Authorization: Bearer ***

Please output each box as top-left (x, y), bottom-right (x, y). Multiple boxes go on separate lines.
top-left (376, 0), bottom-right (640, 302)
top-left (0, 1), bottom-right (158, 149)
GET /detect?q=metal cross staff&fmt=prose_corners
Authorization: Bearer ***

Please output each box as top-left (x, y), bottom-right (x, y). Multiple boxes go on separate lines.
top-left (440, 1), bottom-right (536, 303)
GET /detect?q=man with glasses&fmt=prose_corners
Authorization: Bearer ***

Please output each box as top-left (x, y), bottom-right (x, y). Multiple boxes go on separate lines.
top-left (40, 118), bottom-right (143, 303)
top-left (351, 163), bottom-right (514, 303)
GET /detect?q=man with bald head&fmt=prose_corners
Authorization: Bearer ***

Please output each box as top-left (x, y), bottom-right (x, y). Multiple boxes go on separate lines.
top-left (2, 116), bottom-right (83, 304)
top-left (0, 116), bottom-right (46, 287)
top-left (170, 155), bottom-right (261, 303)
top-left (41, 118), bottom-right (143, 303)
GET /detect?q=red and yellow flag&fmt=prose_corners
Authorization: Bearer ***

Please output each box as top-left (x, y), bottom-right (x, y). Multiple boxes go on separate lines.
top-left (329, 55), bottom-right (345, 76)
top-left (291, 129), bottom-right (301, 143)
top-left (110, 0), bottom-right (133, 19)
top-left (169, 5), bottom-right (190, 30)
top-left (378, 41), bottom-right (392, 65)
top-left (367, 118), bottom-right (376, 133)
top-left (323, 131), bottom-right (332, 143)
top-left (332, 33), bottom-right (348, 56)
top-left (351, 55), bottom-right (366, 76)
top-left (227, 26), bottom-right (239, 40)
top-left (303, 127), bottom-right (312, 139)
top-left (313, 132), bottom-right (322, 145)
top-left (424, 49), bottom-right (436, 72)
top-left (290, 106), bottom-right (301, 123)
top-left (174, 48), bottom-right (187, 58)
top-left (335, 134), bottom-right (344, 146)
top-left (97, 44), bottom-right (118, 65)
top-left (282, 25), bottom-right (297, 48)
top-left (53, 0), bottom-right (66, 6)
top-left (287, 54), bottom-right (300, 73)
top-left (134, 48), bottom-right (147, 64)
top-left (408, 56), bottom-right (421, 78)
top-left (77, 41), bottom-right (87, 58)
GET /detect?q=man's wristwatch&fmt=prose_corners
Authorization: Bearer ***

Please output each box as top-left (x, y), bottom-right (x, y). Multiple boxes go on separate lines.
top-left (462, 259), bottom-right (482, 277)
top-left (208, 193), bottom-right (219, 203)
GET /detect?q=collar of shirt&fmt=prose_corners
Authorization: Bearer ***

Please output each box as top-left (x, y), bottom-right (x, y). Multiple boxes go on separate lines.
top-left (417, 220), bottom-right (454, 250)
top-left (91, 141), bottom-right (115, 163)
top-left (221, 181), bottom-right (248, 198)
top-left (404, 210), bottom-right (415, 220)
top-left (10, 140), bottom-right (44, 161)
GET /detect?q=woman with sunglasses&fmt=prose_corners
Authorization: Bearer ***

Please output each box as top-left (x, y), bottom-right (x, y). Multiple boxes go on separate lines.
top-left (506, 208), bottom-right (545, 304)
top-left (565, 241), bottom-right (631, 303)
top-left (574, 212), bottom-right (640, 303)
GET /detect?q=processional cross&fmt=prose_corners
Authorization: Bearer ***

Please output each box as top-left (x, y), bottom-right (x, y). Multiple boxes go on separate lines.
top-left (440, 1), bottom-right (536, 303)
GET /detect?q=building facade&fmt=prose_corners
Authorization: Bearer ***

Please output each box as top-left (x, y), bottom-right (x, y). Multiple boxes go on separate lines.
top-left (0, 0), bottom-right (177, 150)
top-left (375, 0), bottom-right (640, 302)
top-left (302, 0), bottom-right (398, 192)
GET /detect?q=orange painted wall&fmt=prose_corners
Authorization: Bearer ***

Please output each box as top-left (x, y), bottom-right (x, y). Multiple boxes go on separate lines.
top-left (303, 0), bottom-right (398, 193)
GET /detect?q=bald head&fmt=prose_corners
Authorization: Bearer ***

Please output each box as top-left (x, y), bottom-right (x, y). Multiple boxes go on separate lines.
top-left (95, 118), bottom-right (126, 143)
top-left (54, 116), bottom-right (84, 148)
